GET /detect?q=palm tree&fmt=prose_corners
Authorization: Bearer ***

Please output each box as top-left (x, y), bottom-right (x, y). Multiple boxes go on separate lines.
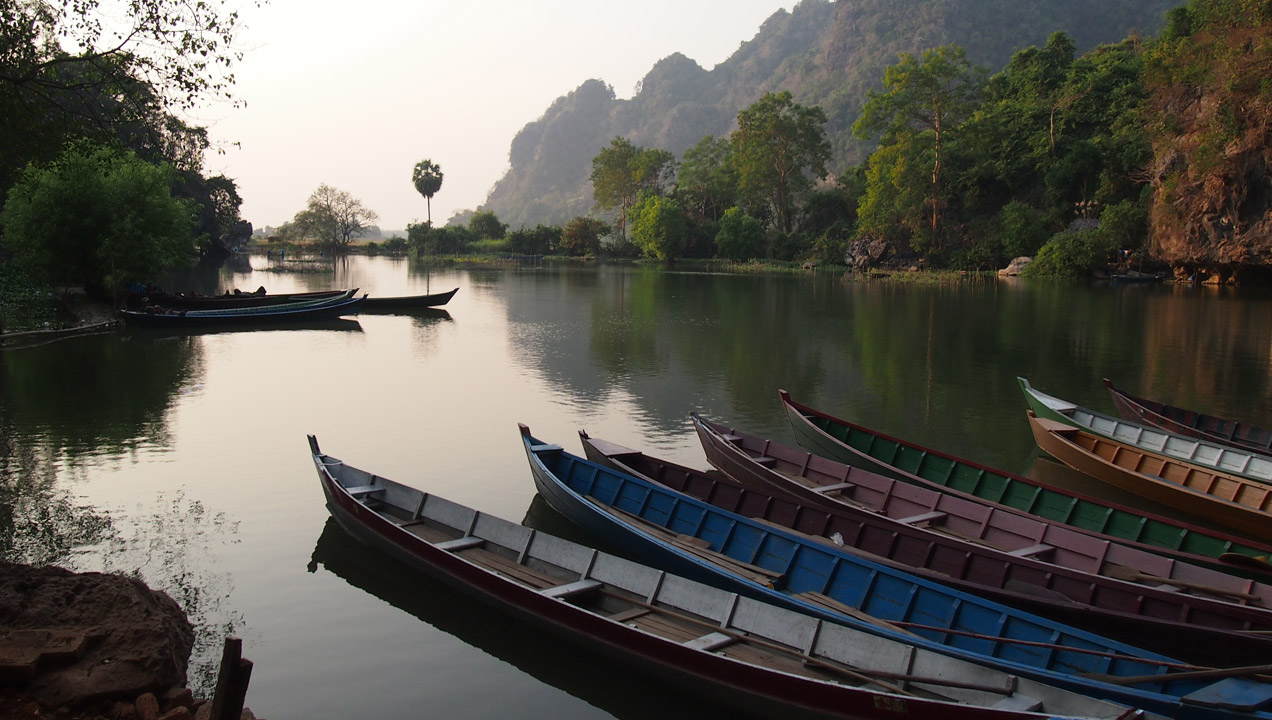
top-left (411, 159), bottom-right (444, 224)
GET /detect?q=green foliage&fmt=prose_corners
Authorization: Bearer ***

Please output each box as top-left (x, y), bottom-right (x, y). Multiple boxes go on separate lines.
top-left (714, 207), bottom-right (763, 262)
top-left (630, 196), bottom-right (687, 263)
top-left (675, 135), bottom-right (737, 223)
top-left (560, 216), bottom-right (608, 256)
top-left (505, 224), bottom-right (562, 255)
top-left (854, 45), bottom-right (986, 249)
top-left (408, 223), bottom-right (474, 255)
top-left (730, 91), bottom-right (830, 234)
top-left (382, 237), bottom-right (409, 254)
top-left (1098, 198), bottom-right (1149, 251)
top-left (468, 210), bottom-right (506, 239)
top-left (998, 201), bottom-right (1049, 258)
top-left (1024, 229), bottom-right (1117, 278)
top-left (590, 137), bottom-right (676, 239)
top-left (1, 140), bottom-right (194, 292)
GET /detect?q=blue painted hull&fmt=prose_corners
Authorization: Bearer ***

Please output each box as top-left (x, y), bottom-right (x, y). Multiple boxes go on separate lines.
top-left (520, 428), bottom-right (1272, 720)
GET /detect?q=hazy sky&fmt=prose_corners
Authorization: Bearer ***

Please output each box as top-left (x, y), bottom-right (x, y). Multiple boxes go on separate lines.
top-left (198, 0), bottom-right (800, 232)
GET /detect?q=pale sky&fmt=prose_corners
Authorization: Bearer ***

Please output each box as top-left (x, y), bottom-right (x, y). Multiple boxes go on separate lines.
top-left (197, 0), bottom-right (800, 232)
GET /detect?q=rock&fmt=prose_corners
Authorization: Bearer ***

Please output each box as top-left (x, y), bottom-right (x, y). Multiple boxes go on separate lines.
top-left (999, 256), bottom-right (1033, 276)
top-left (136, 693), bottom-right (160, 720)
top-left (157, 708), bottom-right (192, 720)
top-left (0, 562), bottom-right (194, 709)
top-left (161, 688), bottom-right (194, 714)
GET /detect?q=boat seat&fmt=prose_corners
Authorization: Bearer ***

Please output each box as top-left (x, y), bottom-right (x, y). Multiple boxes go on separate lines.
top-left (683, 632), bottom-right (736, 652)
top-left (540, 579), bottom-right (602, 599)
top-left (721, 434), bottom-right (744, 443)
top-left (530, 443), bottom-right (563, 453)
top-left (345, 485), bottom-right (385, 499)
top-left (1007, 544), bottom-right (1055, 559)
top-left (989, 695), bottom-right (1043, 712)
top-left (435, 536), bottom-right (484, 552)
top-left (752, 456), bottom-right (776, 466)
top-left (812, 482), bottom-right (855, 494)
top-left (898, 511), bottom-right (947, 526)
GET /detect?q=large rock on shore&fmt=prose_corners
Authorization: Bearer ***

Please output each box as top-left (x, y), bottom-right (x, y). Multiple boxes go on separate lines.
top-left (0, 562), bottom-right (194, 709)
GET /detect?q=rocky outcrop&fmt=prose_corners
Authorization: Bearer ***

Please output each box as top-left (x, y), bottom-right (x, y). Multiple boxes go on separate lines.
top-left (0, 562), bottom-right (194, 709)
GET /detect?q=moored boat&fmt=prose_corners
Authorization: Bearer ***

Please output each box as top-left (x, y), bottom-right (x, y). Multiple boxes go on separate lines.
top-left (361, 287), bottom-right (458, 311)
top-left (521, 424), bottom-right (1272, 720)
top-left (120, 292), bottom-right (364, 328)
top-left (308, 435), bottom-right (1147, 720)
top-left (1026, 412), bottom-right (1272, 543)
top-left (583, 429), bottom-right (1272, 666)
top-left (1020, 378), bottom-right (1272, 485)
top-left (127, 287), bottom-right (348, 310)
top-left (779, 389), bottom-right (1272, 577)
top-left (1105, 378), bottom-right (1272, 456)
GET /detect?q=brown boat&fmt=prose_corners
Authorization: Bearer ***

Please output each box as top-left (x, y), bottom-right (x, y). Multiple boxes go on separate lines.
top-left (1104, 378), bottom-right (1272, 455)
top-left (583, 429), bottom-right (1272, 665)
top-left (1027, 412), bottom-right (1272, 543)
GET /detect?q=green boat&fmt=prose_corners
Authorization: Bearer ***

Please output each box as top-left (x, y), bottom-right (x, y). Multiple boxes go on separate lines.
top-left (778, 389), bottom-right (1272, 579)
top-left (1020, 377), bottom-right (1272, 485)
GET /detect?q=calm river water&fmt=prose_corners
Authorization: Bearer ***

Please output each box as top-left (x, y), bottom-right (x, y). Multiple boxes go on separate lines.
top-left (3, 254), bottom-right (1271, 719)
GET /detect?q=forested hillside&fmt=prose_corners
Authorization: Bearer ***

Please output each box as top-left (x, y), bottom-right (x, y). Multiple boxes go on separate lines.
top-left (481, 0), bottom-right (1176, 228)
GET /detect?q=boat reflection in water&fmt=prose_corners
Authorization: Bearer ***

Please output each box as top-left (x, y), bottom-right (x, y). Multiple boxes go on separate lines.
top-left (306, 514), bottom-right (722, 720)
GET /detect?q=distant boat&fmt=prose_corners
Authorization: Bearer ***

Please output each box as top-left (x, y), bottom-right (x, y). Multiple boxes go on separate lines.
top-left (778, 389), bottom-right (1272, 579)
top-left (1019, 378), bottom-right (1272, 485)
top-left (120, 291), bottom-right (364, 328)
top-left (1105, 378), bottom-right (1272, 455)
top-left (127, 288), bottom-right (348, 310)
top-left (520, 424), bottom-right (1272, 720)
top-left (1026, 412), bottom-right (1272, 543)
top-left (582, 428), bottom-right (1272, 666)
top-left (361, 287), bottom-right (459, 312)
top-left (307, 434), bottom-right (1144, 720)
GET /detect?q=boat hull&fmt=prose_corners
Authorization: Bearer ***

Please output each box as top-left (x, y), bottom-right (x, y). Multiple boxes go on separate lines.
top-left (1105, 378), bottom-right (1272, 456)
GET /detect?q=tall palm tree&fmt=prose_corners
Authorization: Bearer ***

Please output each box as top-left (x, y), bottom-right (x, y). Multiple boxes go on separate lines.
top-left (411, 159), bottom-right (443, 224)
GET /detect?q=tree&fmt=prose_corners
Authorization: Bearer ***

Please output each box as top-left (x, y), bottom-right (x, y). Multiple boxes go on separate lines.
top-left (412, 159), bottom-right (443, 224)
top-left (294, 184), bottom-right (378, 250)
top-left (675, 135), bottom-right (737, 223)
top-left (630, 195), bottom-right (687, 263)
top-left (590, 137), bottom-right (676, 240)
top-left (468, 209), bottom-right (506, 239)
top-left (730, 91), bottom-right (831, 235)
top-left (560, 216), bottom-right (608, 256)
top-left (1, 140), bottom-right (194, 293)
top-left (714, 207), bottom-right (763, 262)
top-left (854, 46), bottom-right (986, 249)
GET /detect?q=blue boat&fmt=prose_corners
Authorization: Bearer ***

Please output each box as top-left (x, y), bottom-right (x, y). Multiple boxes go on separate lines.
top-left (519, 424), bottom-right (1272, 720)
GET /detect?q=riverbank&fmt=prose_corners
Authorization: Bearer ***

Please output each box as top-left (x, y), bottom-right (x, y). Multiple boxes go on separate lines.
top-left (0, 563), bottom-right (262, 720)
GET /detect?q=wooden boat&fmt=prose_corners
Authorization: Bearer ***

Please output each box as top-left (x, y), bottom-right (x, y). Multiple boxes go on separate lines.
top-left (1020, 378), bottom-right (1272, 485)
top-left (583, 429), bottom-right (1272, 665)
top-left (779, 389), bottom-right (1272, 577)
top-left (128, 288), bottom-right (348, 310)
top-left (361, 287), bottom-right (458, 311)
top-left (307, 436), bottom-right (1147, 720)
top-left (520, 425), bottom-right (1272, 720)
top-left (1027, 412), bottom-right (1272, 543)
top-left (120, 292), bottom-right (364, 328)
top-left (1105, 378), bottom-right (1272, 456)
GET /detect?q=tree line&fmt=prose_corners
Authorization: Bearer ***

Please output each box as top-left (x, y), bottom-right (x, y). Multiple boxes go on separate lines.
top-left (0, 0), bottom-right (255, 301)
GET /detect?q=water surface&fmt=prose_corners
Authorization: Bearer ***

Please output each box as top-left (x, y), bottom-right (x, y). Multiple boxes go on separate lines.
top-left (3, 256), bottom-right (1270, 718)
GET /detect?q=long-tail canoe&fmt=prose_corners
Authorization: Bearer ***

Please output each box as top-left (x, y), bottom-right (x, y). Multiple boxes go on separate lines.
top-left (120, 292), bottom-right (365, 328)
top-left (583, 429), bottom-right (1272, 666)
top-left (1027, 412), bottom-right (1272, 543)
top-left (1106, 378), bottom-right (1272, 455)
top-left (1020, 378), bottom-right (1272, 485)
top-left (520, 425), bottom-right (1272, 720)
top-left (127, 288), bottom-right (348, 310)
top-left (309, 436), bottom-right (1148, 720)
top-left (361, 287), bottom-right (459, 312)
top-left (779, 390), bottom-right (1272, 577)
